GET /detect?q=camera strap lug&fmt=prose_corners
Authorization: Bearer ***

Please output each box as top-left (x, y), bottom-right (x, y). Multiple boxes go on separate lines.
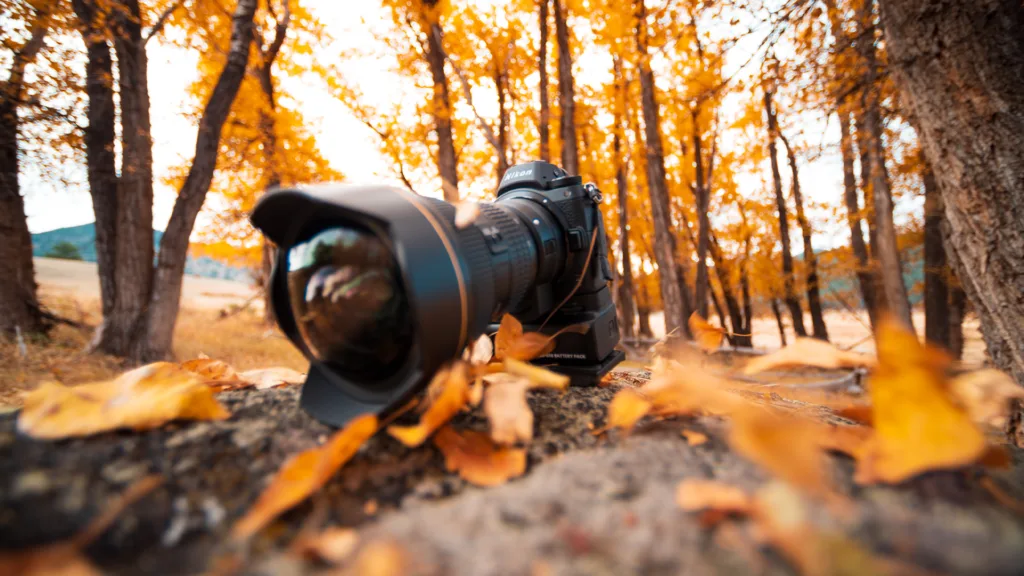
top-left (584, 183), bottom-right (614, 283)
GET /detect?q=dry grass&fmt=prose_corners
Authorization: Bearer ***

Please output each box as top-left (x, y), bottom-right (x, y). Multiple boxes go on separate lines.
top-left (0, 294), bottom-right (305, 407)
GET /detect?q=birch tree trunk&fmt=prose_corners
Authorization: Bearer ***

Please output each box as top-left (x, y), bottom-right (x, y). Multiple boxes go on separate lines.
top-left (880, 0), bottom-right (1024, 382)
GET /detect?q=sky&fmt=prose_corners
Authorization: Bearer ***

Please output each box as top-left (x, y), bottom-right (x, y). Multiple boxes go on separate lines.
top-left (21, 0), bottom-right (920, 252)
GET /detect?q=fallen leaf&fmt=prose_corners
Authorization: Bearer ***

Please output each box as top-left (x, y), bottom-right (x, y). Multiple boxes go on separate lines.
top-left (484, 375), bottom-right (533, 444)
top-left (688, 312), bottom-right (727, 352)
top-left (751, 482), bottom-right (923, 576)
top-left (729, 408), bottom-right (833, 499)
top-left (232, 415), bottom-right (378, 540)
top-left (493, 314), bottom-right (588, 361)
top-left (433, 425), bottom-right (527, 486)
top-left (0, 476), bottom-right (161, 576)
top-left (676, 479), bottom-right (752, 513)
top-left (291, 527), bottom-right (359, 565)
top-left (503, 358), bottom-right (570, 390)
top-left (834, 403), bottom-right (873, 426)
top-left (643, 362), bottom-right (745, 418)
top-left (388, 363), bottom-right (469, 447)
top-left (351, 540), bottom-right (407, 576)
top-left (743, 338), bottom-right (875, 375)
top-left (815, 424), bottom-right (872, 459)
top-left (681, 429), bottom-right (708, 446)
top-left (855, 319), bottom-right (986, 484)
top-left (181, 358), bottom-right (240, 388)
top-left (948, 369), bottom-right (1024, 429)
top-left (238, 367), bottom-right (306, 390)
top-left (454, 201), bottom-right (481, 229)
top-left (606, 388), bottom-right (652, 430)
top-left (464, 334), bottom-right (494, 366)
top-left (18, 363), bottom-right (230, 439)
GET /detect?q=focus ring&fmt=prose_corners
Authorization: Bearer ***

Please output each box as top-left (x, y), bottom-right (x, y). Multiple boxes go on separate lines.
top-left (478, 203), bottom-right (536, 314)
top-left (420, 198), bottom-right (496, 340)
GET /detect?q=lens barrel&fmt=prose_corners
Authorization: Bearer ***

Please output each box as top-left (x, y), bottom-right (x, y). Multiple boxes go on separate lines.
top-left (252, 183), bottom-right (561, 426)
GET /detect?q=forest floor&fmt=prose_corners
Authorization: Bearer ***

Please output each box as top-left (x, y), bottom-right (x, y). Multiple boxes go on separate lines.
top-left (2, 359), bottom-right (1024, 575)
top-left (1, 269), bottom-right (1017, 575)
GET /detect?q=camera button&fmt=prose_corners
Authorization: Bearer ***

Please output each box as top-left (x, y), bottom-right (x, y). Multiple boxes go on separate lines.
top-left (568, 229), bottom-right (586, 251)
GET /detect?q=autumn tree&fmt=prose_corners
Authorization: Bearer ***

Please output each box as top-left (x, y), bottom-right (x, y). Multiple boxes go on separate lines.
top-left (0, 0), bottom-right (54, 336)
top-left (537, 0), bottom-right (550, 162)
top-left (762, 84), bottom-right (807, 338)
top-left (552, 0), bottom-right (578, 175)
top-left (881, 0), bottom-right (1024, 383)
top-left (631, 0), bottom-right (690, 336)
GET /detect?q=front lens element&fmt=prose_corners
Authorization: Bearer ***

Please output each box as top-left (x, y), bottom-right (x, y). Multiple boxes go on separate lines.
top-left (286, 225), bottom-right (413, 382)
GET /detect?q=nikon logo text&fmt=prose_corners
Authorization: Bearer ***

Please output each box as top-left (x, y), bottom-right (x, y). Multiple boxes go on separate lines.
top-left (502, 168), bottom-right (533, 181)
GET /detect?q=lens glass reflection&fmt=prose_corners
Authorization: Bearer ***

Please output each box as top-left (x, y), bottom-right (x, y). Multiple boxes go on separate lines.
top-left (286, 225), bottom-right (413, 382)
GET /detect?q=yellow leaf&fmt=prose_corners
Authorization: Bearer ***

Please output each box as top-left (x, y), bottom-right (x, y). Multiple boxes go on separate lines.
top-left (484, 375), bottom-right (533, 445)
top-left (493, 314), bottom-right (588, 362)
top-left (606, 388), bottom-right (652, 430)
top-left (855, 320), bottom-right (987, 484)
top-left (232, 415), bottom-right (377, 540)
top-left (681, 429), bottom-right (708, 446)
top-left (676, 479), bottom-right (752, 513)
top-left (729, 408), bottom-right (833, 499)
top-left (433, 426), bottom-right (527, 486)
top-left (351, 540), bottom-right (407, 576)
top-left (181, 358), bottom-right (239, 383)
top-left (503, 358), bottom-right (570, 390)
top-left (688, 312), bottom-right (726, 352)
top-left (291, 527), bottom-right (359, 565)
top-left (238, 367), bottom-right (306, 390)
top-left (948, 368), bottom-right (1024, 429)
top-left (388, 363), bottom-right (469, 447)
top-left (18, 363), bottom-right (230, 439)
top-left (742, 339), bottom-right (876, 375)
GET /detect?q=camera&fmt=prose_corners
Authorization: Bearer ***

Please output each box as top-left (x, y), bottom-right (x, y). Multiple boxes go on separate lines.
top-left (251, 161), bottom-right (625, 427)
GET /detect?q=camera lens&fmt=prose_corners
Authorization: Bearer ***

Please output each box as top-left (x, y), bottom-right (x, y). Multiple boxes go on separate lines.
top-left (285, 225), bottom-right (414, 382)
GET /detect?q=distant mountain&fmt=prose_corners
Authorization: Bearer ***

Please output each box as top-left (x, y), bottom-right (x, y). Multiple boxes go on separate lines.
top-left (32, 223), bottom-right (251, 283)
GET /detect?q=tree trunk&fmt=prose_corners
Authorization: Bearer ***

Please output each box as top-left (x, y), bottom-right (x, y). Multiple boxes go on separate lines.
top-left (537, 0), bottom-right (550, 163)
top-left (613, 60), bottom-right (636, 340)
top-left (422, 12), bottom-right (459, 201)
top-left (778, 132), bottom-right (828, 340)
top-left (826, 0), bottom-right (879, 331)
top-left (880, 0), bottom-right (1024, 382)
top-left (740, 232), bottom-right (754, 345)
top-left (922, 156), bottom-right (950, 350)
top-left (553, 0), bottom-right (577, 175)
top-left (708, 233), bottom-right (749, 347)
top-left (494, 66), bottom-right (510, 184)
top-left (763, 88), bottom-right (807, 337)
top-left (857, 0), bottom-right (914, 330)
top-left (73, 0), bottom-right (119, 322)
top-left (256, 3), bottom-right (288, 325)
top-left (633, 0), bottom-right (685, 336)
top-left (948, 285), bottom-right (966, 361)
top-left (141, 0), bottom-right (258, 361)
top-left (0, 10), bottom-right (50, 336)
top-left (838, 107), bottom-right (878, 329)
top-left (637, 282), bottom-right (654, 339)
top-left (771, 298), bottom-right (788, 347)
top-left (692, 112), bottom-right (711, 320)
top-left (90, 0), bottom-right (156, 356)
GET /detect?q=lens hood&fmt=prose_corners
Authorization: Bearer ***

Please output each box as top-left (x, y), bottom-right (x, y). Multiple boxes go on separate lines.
top-left (252, 184), bottom-right (476, 427)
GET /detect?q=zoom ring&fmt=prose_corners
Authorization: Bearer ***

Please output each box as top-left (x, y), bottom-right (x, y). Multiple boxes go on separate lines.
top-left (477, 203), bottom-right (537, 314)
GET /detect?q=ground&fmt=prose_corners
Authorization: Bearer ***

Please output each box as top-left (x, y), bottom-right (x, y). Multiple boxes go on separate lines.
top-left (0, 260), bottom-right (1020, 575)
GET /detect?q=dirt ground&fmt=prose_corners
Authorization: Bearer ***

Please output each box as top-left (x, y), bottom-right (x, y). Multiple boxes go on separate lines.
top-left (2, 365), bottom-right (1023, 575)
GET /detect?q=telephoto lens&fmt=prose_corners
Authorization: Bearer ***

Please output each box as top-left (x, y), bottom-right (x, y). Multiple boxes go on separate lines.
top-left (251, 161), bottom-right (623, 427)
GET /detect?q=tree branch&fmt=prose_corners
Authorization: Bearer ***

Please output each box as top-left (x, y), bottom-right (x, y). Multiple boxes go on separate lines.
top-left (446, 55), bottom-right (501, 153)
top-left (143, 0), bottom-right (186, 45)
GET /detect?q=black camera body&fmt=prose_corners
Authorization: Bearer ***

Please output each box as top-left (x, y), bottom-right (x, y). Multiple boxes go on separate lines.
top-left (251, 160), bottom-right (623, 427)
top-left (486, 161), bottom-right (624, 381)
